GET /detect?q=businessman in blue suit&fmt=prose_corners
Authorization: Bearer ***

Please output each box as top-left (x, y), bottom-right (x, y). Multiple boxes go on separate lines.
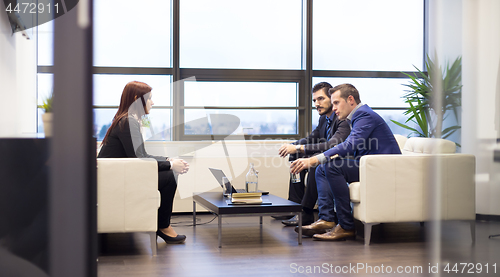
top-left (278, 82), bottom-right (350, 226)
top-left (291, 83), bottom-right (401, 241)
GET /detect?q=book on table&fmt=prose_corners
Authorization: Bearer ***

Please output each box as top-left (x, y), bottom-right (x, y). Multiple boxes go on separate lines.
top-left (231, 192), bottom-right (263, 204)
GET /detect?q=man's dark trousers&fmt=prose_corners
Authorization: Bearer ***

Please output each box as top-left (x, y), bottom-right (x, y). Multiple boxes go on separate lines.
top-left (288, 166), bottom-right (318, 211)
top-left (316, 158), bottom-right (360, 230)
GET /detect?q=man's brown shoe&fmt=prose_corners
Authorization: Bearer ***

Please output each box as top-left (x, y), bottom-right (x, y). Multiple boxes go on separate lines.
top-left (294, 219), bottom-right (336, 237)
top-left (313, 224), bottom-right (355, 241)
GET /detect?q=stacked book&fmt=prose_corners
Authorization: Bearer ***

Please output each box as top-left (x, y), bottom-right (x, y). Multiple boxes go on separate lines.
top-left (230, 192), bottom-right (263, 204)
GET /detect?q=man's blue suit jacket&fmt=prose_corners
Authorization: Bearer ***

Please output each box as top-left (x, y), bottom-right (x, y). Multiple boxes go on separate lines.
top-left (322, 105), bottom-right (401, 160)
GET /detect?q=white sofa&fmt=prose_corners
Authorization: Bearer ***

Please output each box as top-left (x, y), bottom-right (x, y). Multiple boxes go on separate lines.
top-left (97, 158), bottom-right (160, 255)
top-left (349, 136), bottom-right (476, 245)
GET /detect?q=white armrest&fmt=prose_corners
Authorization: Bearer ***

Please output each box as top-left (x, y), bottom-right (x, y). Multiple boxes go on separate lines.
top-left (354, 154), bottom-right (475, 224)
top-left (97, 158), bottom-right (159, 233)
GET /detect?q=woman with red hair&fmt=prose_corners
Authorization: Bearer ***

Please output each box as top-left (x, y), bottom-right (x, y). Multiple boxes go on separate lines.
top-left (98, 81), bottom-right (189, 244)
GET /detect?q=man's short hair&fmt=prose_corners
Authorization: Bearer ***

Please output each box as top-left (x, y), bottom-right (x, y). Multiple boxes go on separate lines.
top-left (329, 83), bottom-right (361, 104)
top-left (312, 82), bottom-right (333, 94)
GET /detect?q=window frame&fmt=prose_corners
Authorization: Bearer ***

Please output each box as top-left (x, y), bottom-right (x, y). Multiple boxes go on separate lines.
top-left (36, 0), bottom-right (427, 141)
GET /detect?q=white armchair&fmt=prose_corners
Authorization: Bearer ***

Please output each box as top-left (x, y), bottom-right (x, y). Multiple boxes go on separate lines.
top-left (97, 158), bottom-right (160, 255)
top-left (349, 136), bottom-right (476, 245)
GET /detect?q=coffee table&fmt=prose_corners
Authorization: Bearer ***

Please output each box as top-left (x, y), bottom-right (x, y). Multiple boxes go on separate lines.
top-left (192, 192), bottom-right (303, 248)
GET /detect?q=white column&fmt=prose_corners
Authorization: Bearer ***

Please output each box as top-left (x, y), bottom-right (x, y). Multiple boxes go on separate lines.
top-left (462, 0), bottom-right (500, 215)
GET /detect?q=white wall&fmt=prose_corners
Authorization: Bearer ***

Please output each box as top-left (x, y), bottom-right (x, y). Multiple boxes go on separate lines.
top-left (15, 29), bottom-right (37, 135)
top-left (462, 0), bottom-right (500, 215)
top-left (0, 2), bottom-right (37, 138)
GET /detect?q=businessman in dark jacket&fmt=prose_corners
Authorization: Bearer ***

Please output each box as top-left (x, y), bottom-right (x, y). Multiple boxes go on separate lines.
top-left (278, 82), bottom-right (350, 226)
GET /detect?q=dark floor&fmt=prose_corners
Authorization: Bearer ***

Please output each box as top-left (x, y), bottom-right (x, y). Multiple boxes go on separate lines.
top-left (98, 214), bottom-right (500, 277)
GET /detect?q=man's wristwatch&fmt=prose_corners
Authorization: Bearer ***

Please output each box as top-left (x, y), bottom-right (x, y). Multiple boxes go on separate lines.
top-left (295, 145), bottom-right (301, 152)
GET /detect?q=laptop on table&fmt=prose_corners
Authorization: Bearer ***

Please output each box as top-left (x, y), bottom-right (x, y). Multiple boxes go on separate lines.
top-left (208, 168), bottom-right (270, 195)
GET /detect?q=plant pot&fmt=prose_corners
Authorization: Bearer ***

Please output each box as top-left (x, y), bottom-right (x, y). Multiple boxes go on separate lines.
top-left (42, 113), bottom-right (53, 137)
top-left (142, 126), bottom-right (152, 141)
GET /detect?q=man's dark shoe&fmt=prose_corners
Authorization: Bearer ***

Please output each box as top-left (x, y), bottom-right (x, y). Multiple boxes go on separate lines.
top-left (271, 215), bottom-right (294, 220)
top-left (294, 219), bottom-right (336, 237)
top-left (281, 215), bottom-right (314, 226)
top-left (313, 224), bottom-right (355, 241)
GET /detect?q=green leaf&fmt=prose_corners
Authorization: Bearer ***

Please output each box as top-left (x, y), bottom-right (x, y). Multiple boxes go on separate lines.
top-left (38, 94), bottom-right (53, 113)
top-left (408, 100), bottom-right (427, 135)
top-left (391, 120), bottom-right (419, 132)
top-left (398, 54), bottom-right (462, 141)
top-left (442, 125), bottom-right (461, 139)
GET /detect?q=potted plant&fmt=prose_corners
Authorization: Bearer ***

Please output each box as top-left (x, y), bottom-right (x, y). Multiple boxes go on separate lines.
top-left (38, 93), bottom-right (53, 137)
top-left (391, 55), bottom-right (462, 145)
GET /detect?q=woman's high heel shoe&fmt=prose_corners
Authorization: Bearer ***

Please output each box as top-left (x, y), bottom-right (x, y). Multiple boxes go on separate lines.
top-left (156, 230), bottom-right (186, 244)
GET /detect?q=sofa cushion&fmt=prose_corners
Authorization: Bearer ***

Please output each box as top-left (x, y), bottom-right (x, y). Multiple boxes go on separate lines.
top-left (393, 134), bottom-right (408, 151)
top-left (402, 137), bottom-right (456, 155)
top-left (349, 182), bottom-right (361, 203)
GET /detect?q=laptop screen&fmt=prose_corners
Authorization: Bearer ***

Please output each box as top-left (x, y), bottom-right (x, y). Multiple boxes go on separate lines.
top-left (208, 168), bottom-right (229, 188)
top-left (208, 167), bottom-right (269, 195)
top-left (209, 168), bottom-right (240, 194)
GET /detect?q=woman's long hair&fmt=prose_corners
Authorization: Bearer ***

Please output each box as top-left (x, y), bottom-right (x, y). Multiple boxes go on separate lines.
top-left (101, 81), bottom-right (152, 145)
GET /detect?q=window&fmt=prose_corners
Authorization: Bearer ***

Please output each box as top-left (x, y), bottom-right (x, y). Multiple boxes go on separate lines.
top-left (93, 75), bottom-right (172, 106)
top-left (93, 0), bottom-right (171, 67)
top-left (93, 74), bottom-right (173, 140)
top-left (184, 81), bottom-right (299, 135)
top-left (313, 0), bottom-right (424, 71)
top-left (180, 0), bottom-right (302, 69)
top-left (37, 0), bottom-right (425, 140)
top-left (37, 21), bottom-right (54, 66)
